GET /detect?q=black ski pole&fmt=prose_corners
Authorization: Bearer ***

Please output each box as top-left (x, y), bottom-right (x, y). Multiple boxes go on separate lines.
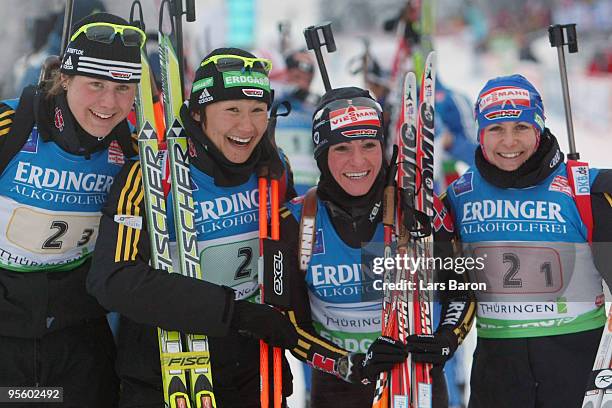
top-left (60, 0), bottom-right (75, 56)
top-left (277, 21), bottom-right (291, 55)
top-left (303, 22), bottom-right (336, 92)
top-left (171, 0), bottom-right (196, 98)
top-left (548, 23), bottom-right (579, 160)
top-left (39, 0), bottom-right (74, 84)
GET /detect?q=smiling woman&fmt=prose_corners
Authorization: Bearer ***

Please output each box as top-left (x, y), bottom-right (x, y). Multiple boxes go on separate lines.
top-left (474, 74), bottom-right (546, 174)
top-left (265, 86), bottom-right (449, 408)
top-left (63, 75), bottom-right (137, 138)
top-left (186, 48), bottom-right (274, 167)
top-left (0, 11), bottom-right (142, 408)
top-left (328, 139), bottom-right (383, 196)
top-left (194, 99), bottom-right (269, 163)
top-left (434, 73), bottom-right (612, 408)
top-left (86, 46), bottom-right (301, 408)
top-left (480, 121), bottom-right (539, 171)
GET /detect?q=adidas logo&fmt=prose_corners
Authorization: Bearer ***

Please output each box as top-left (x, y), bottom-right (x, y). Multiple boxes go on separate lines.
top-left (199, 88), bottom-right (213, 104)
top-left (63, 56), bottom-right (73, 70)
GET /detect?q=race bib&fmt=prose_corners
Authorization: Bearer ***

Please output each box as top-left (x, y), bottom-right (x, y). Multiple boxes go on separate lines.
top-left (6, 207), bottom-right (99, 255)
top-left (200, 237), bottom-right (259, 300)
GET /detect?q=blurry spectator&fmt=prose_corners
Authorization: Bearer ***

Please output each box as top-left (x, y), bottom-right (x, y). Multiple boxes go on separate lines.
top-left (588, 48), bottom-right (612, 75)
top-left (9, 0), bottom-right (106, 96)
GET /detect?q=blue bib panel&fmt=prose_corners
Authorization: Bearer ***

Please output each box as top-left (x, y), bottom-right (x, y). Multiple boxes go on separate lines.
top-left (446, 164), bottom-right (605, 338)
top-left (167, 150), bottom-right (290, 302)
top-left (0, 99), bottom-right (125, 271)
top-left (286, 198), bottom-right (384, 353)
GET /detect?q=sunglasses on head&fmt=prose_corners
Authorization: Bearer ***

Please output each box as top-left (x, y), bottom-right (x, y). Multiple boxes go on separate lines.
top-left (200, 54), bottom-right (272, 75)
top-left (71, 22), bottom-right (146, 48)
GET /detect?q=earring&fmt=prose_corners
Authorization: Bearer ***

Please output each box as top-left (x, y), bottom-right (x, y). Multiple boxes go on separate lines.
top-left (62, 84), bottom-right (68, 91)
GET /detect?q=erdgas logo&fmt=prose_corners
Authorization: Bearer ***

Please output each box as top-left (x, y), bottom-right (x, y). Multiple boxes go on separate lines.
top-left (273, 250), bottom-right (283, 295)
top-left (15, 162), bottom-right (113, 193)
top-left (223, 72), bottom-right (270, 91)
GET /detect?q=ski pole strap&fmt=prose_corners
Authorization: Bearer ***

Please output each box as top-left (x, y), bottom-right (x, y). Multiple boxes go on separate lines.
top-left (298, 187), bottom-right (318, 273)
top-left (566, 160), bottom-right (593, 243)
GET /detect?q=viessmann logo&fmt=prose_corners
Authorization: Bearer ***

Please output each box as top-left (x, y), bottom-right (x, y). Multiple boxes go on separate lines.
top-left (478, 86), bottom-right (531, 111)
top-left (329, 106), bottom-right (380, 131)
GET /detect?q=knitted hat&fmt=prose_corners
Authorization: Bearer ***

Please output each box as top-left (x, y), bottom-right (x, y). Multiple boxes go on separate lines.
top-left (312, 87), bottom-right (384, 158)
top-left (475, 74), bottom-right (545, 138)
top-left (60, 13), bottom-right (142, 83)
top-left (189, 47), bottom-right (272, 113)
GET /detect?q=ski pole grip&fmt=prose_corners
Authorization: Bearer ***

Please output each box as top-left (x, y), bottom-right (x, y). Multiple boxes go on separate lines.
top-left (566, 25), bottom-right (578, 53)
top-left (548, 23), bottom-right (579, 156)
top-left (548, 24), bottom-right (578, 53)
top-left (304, 22), bottom-right (336, 92)
top-left (186, 0), bottom-right (196, 22)
top-left (304, 22), bottom-right (336, 53)
top-left (129, 0), bottom-right (146, 31)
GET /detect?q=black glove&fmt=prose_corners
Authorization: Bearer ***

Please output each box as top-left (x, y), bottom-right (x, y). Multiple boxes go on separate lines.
top-left (339, 336), bottom-right (408, 384)
top-left (405, 328), bottom-right (459, 365)
top-left (230, 300), bottom-right (298, 349)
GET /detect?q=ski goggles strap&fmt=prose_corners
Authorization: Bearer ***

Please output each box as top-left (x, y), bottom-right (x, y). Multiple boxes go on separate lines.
top-left (70, 22), bottom-right (146, 48)
top-left (200, 54), bottom-right (272, 74)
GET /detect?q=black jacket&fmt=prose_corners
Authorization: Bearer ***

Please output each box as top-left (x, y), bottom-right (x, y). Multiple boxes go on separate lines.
top-left (0, 87), bottom-right (135, 338)
top-left (87, 129), bottom-right (296, 406)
